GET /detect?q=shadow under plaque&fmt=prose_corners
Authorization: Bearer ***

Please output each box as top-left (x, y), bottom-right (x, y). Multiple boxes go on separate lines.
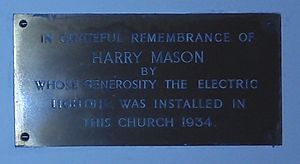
top-left (14, 13), bottom-right (281, 147)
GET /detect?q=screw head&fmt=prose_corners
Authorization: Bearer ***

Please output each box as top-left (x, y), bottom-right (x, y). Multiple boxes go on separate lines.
top-left (20, 132), bottom-right (30, 141)
top-left (19, 20), bottom-right (28, 28)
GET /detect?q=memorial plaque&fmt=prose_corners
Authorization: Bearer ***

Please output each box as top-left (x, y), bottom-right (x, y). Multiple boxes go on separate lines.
top-left (14, 14), bottom-right (281, 147)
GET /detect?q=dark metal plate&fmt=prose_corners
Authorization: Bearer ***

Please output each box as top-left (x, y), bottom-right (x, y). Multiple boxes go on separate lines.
top-left (14, 14), bottom-right (281, 147)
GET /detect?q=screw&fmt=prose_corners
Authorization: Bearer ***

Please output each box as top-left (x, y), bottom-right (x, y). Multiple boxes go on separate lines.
top-left (19, 20), bottom-right (28, 28)
top-left (20, 132), bottom-right (30, 141)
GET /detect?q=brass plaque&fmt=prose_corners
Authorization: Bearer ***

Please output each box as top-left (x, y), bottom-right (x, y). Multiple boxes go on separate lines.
top-left (14, 14), bottom-right (281, 147)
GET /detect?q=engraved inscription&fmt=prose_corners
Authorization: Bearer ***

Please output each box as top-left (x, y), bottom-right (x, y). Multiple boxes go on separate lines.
top-left (14, 14), bottom-right (281, 146)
